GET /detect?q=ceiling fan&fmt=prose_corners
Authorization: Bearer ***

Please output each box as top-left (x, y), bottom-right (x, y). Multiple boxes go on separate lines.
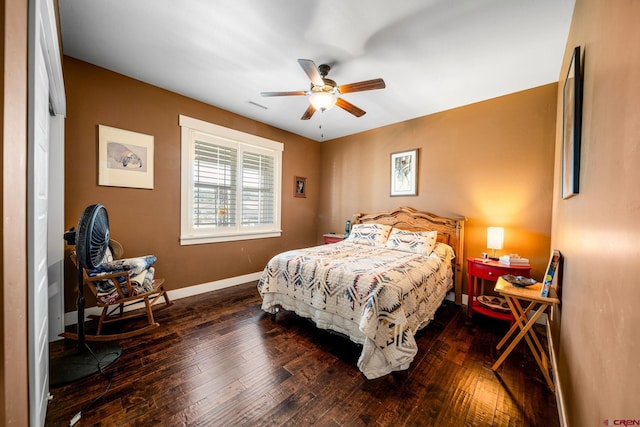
top-left (261, 59), bottom-right (386, 120)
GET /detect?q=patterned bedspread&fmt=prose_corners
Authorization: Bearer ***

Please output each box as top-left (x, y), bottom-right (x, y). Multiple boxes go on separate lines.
top-left (257, 241), bottom-right (454, 379)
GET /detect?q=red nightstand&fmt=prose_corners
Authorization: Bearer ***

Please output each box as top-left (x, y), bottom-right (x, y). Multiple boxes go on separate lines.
top-left (323, 233), bottom-right (344, 244)
top-left (467, 257), bottom-right (531, 322)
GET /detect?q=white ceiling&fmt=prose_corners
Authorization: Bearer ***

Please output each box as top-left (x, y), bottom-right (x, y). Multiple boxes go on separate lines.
top-left (58, 0), bottom-right (575, 142)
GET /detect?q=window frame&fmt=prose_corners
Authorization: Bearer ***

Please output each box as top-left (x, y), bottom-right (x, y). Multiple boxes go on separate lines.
top-left (180, 115), bottom-right (283, 245)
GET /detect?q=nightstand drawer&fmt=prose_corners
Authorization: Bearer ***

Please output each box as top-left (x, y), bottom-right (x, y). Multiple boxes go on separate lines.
top-left (470, 261), bottom-right (529, 280)
top-left (470, 262), bottom-right (502, 280)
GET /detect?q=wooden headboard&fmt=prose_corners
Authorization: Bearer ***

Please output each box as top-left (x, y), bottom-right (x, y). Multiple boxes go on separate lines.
top-left (354, 206), bottom-right (466, 305)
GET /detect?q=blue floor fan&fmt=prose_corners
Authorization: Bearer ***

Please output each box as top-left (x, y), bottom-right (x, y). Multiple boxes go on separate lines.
top-left (50, 204), bottom-right (122, 386)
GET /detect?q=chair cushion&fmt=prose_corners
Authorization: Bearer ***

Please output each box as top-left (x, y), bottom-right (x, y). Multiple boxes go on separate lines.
top-left (87, 255), bottom-right (157, 303)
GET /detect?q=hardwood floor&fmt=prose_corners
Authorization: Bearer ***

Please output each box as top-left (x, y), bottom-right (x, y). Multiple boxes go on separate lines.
top-left (46, 282), bottom-right (560, 426)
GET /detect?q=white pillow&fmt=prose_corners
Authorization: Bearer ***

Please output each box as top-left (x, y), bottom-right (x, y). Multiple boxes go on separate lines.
top-left (385, 228), bottom-right (438, 255)
top-left (345, 223), bottom-right (392, 247)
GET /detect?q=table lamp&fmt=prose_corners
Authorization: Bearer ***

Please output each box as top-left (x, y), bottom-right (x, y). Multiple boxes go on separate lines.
top-left (487, 227), bottom-right (504, 259)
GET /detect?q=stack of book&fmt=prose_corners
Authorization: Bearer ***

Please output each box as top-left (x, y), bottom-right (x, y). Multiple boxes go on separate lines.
top-left (498, 254), bottom-right (530, 266)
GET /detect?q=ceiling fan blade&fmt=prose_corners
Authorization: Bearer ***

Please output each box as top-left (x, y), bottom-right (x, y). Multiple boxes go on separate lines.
top-left (260, 91), bottom-right (307, 97)
top-left (298, 59), bottom-right (324, 87)
top-left (336, 98), bottom-right (366, 117)
top-left (301, 104), bottom-right (316, 120)
top-left (338, 78), bottom-right (386, 94)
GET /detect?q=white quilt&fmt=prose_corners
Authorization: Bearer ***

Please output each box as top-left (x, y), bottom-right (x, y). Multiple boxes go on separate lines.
top-left (257, 241), bottom-right (454, 379)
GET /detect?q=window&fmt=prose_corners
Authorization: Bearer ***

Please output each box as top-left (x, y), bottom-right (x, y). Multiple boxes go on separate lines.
top-left (180, 115), bottom-right (283, 244)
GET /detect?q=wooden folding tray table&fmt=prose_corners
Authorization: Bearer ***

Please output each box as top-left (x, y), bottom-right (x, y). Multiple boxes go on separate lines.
top-left (491, 276), bottom-right (560, 391)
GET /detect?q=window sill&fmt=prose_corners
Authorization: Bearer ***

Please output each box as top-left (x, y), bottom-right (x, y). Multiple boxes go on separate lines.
top-left (180, 230), bottom-right (282, 245)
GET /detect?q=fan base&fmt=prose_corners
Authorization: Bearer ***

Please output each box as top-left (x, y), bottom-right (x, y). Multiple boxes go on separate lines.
top-left (50, 342), bottom-right (122, 387)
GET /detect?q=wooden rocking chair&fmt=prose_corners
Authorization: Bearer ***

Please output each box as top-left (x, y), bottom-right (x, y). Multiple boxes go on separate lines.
top-left (62, 240), bottom-right (173, 341)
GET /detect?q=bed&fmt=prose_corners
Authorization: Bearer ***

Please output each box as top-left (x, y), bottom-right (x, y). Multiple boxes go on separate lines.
top-left (257, 206), bottom-right (465, 379)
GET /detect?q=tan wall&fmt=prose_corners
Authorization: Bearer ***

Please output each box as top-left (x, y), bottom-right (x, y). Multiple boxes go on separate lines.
top-left (63, 57), bottom-right (321, 310)
top-left (319, 84), bottom-right (558, 283)
top-left (550, 0), bottom-right (640, 424)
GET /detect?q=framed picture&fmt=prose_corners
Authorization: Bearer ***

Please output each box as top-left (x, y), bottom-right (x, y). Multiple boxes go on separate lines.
top-left (390, 149), bottom-right (418, 196)
top-left (98, 125), bottom-right (154, 189)
top-left (540, 249), bottom-right (561, 297)
top-left (562, 46), bottom-right (582, 199)
top-left (294, 176), bottom-right (306, 198)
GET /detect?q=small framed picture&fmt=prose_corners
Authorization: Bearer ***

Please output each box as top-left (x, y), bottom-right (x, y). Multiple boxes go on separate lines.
top-left (98, 125), bottom-right (154, 189)
top-left (390, 149), bottom-right (418, 196)
top-left (294, 176), bottom-right (306, 198)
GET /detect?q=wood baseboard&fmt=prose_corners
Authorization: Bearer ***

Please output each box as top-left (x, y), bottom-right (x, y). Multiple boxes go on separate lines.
top-left (546, 317), bottom-right (568, 427)
top-left (62, 271), bottom-right (263, 328)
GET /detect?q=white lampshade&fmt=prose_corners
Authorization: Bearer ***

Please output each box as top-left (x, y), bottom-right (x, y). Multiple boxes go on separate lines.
top-left (309, 91), bottom-right (337, 111)
top-left (487, 227), bottom-right (504, 258)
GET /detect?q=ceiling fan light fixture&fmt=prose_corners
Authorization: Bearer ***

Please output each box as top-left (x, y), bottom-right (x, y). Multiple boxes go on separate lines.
top-left (309, 91), bottom-right (337, 111)
top-left (261, 59), bottom-right (384, 120)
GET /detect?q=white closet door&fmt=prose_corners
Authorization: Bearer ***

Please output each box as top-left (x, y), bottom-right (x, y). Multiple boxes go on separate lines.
top-left (29, 0), bottom-right (66, 424)
top-left (28, 37), bottom-right (51, 427)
